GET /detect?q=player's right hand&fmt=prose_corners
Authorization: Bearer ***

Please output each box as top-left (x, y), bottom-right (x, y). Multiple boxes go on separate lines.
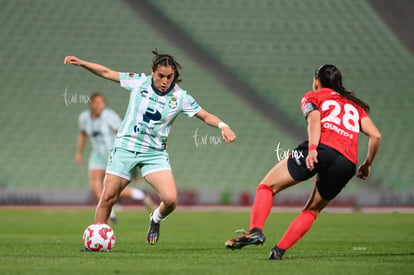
top-left (306, 150), bottom-right (318, 171)
top-left (64, 56), bottom-right (81, 66)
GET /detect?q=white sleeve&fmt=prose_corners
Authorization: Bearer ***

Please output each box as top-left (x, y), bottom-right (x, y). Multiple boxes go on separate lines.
top-left (119, 72), bottom-right (147, 91)
top-left (181, 92), bottom-right (202, 117)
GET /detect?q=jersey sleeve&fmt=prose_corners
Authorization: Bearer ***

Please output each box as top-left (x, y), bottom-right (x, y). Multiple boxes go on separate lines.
top-left (359, 107), bottom-right (369, 120)
top-left (119, 72), bottom-right (146, 91)
top-left (300, 91), bottom-right (319, 118)
top-left (181, 92), bottom-right (202, 117)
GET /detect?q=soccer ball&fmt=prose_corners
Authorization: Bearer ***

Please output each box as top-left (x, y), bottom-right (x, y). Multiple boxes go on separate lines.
top-left (82, 223), bottom-right (116, 252)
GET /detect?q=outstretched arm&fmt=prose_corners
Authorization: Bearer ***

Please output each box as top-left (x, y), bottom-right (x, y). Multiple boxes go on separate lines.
top-left (357, 116), bottom-right (381, 179)
top-left (195, 109), bottom-right (236, 144)
top-left (64, 56), bottom-right (120, 83)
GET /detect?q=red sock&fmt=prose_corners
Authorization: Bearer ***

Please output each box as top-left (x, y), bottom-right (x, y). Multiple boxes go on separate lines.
top-left (249, 184), bottom-right (274, 231)
top-left (276, 210), bottom-right (317, 250)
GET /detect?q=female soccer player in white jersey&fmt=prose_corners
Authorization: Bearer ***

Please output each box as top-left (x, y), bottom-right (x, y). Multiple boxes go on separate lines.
top-left (76, 93), bottom-right (155, 223)
top-left (64, 51), bottom-right (236, 247)
top-left (225, 64), bottom-right (381, 260)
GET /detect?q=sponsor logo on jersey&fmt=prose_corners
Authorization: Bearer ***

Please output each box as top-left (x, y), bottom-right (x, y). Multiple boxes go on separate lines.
top-left (141, 90), bottom-right (148, 98)
top-left (148, 95), bottom-right (166, 106)
top-left (143, 108), bottom-right (162, 123)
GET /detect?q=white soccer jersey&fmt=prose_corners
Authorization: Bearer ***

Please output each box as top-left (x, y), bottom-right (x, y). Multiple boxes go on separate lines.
top-left (78, 108), bottom-right (121, 155)
top-left (114, 72), bottom-right (202, 152)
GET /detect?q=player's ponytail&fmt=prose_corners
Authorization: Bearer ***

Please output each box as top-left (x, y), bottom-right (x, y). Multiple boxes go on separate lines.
top-left (152, 49), bottom-right (182, 83)
top-left (315, 64), bottom-right (370, 112)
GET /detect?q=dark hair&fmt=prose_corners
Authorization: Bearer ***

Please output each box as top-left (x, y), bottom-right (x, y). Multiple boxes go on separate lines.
top-left (90, 92), bottom-right (105, 103)
top-left (151, 50), bottom-right (182, 83)
top-left (315, 64), bottom-right (370, 112)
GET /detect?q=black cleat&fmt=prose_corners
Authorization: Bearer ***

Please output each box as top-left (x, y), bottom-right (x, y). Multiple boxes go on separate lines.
top-left (269, 247), bottom-right (285, 260)
top-left (225, 230), bottom-right (266, 250)
top-left (146, 214), bottom-right (160, 245)
top-left (109, 216), bottom-right (118, 225)
top-left (78, 247), bottom-right (91, 252)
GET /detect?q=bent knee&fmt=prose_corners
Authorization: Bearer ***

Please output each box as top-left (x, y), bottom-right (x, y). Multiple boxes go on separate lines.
top-left (100, 191), bottom-right (119, 205)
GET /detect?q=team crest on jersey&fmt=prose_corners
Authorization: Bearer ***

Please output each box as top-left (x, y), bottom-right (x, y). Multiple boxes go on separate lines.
top-left (168, 97), bottom-right (177, 109)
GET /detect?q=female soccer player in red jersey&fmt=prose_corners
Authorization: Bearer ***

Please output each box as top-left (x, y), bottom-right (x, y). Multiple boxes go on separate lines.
top-left (225, 64), bottom-right (381, 260)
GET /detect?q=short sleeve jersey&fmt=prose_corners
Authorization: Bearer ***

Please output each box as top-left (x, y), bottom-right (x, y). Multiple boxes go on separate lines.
top-left (300, 88), bottom-right (368, 164)
top-left (78, 108), bottom-right (121, 155)
top-left (114, 72), bottom-right (202, 152)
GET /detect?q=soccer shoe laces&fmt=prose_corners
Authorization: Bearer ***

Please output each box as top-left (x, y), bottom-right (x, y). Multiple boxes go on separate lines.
top-left (234, 229), bottom-right (249, 234)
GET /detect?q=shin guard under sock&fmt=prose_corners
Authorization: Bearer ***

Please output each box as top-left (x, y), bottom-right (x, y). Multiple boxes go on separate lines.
top-left (249, 184), bottom-right (274, 231)
top-left (276, 209), bottom-right (317, 250)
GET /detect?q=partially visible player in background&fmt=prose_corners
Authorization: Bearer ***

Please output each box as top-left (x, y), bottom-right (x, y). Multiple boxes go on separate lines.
top-left (76, 93), bottom-right (155, 223)
top-left (225, 64), bottom-right (381, 260)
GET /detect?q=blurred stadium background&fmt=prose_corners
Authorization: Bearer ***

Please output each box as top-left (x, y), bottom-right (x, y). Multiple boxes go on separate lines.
top-left (0, 0), bottom-right (413, 207)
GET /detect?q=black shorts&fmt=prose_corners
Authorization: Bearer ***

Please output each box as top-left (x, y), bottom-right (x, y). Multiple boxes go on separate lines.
top-left (287, 141), bottom-right (356, 200)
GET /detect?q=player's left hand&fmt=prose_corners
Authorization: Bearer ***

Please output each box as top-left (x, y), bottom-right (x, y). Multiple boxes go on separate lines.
top-left (221, 127), bottom-right (236, 144)
top-left (357, 162), bottom-right (371, 179)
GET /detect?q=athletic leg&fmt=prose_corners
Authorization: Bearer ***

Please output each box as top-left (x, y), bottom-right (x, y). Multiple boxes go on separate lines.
top-left (89, 169), bottom-right (105, 202)
top-left (144, 170), bottom-right (177, 244)
top-left (145, 170), bottom-right (177, 218)
top-left (270, 184), bottom-right (329, 260)
top-left (225, 158), bottom-right (299, 249)
top-left (95, 173), bottom-right (130, 223)
top-left (89, 169), bottom-right (117, 223)
top-left (270, 147), bottom-right (356, 259)
top-left (250, 158), bottom-right (299, 231)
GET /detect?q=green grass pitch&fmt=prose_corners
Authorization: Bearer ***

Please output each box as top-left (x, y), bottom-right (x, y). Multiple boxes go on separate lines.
top-left (0, 208), bottom-right (413, 275)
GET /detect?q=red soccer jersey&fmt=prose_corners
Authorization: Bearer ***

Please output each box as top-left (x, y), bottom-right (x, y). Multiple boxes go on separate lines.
top-left (300, 88), bottom-right (368, 164)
